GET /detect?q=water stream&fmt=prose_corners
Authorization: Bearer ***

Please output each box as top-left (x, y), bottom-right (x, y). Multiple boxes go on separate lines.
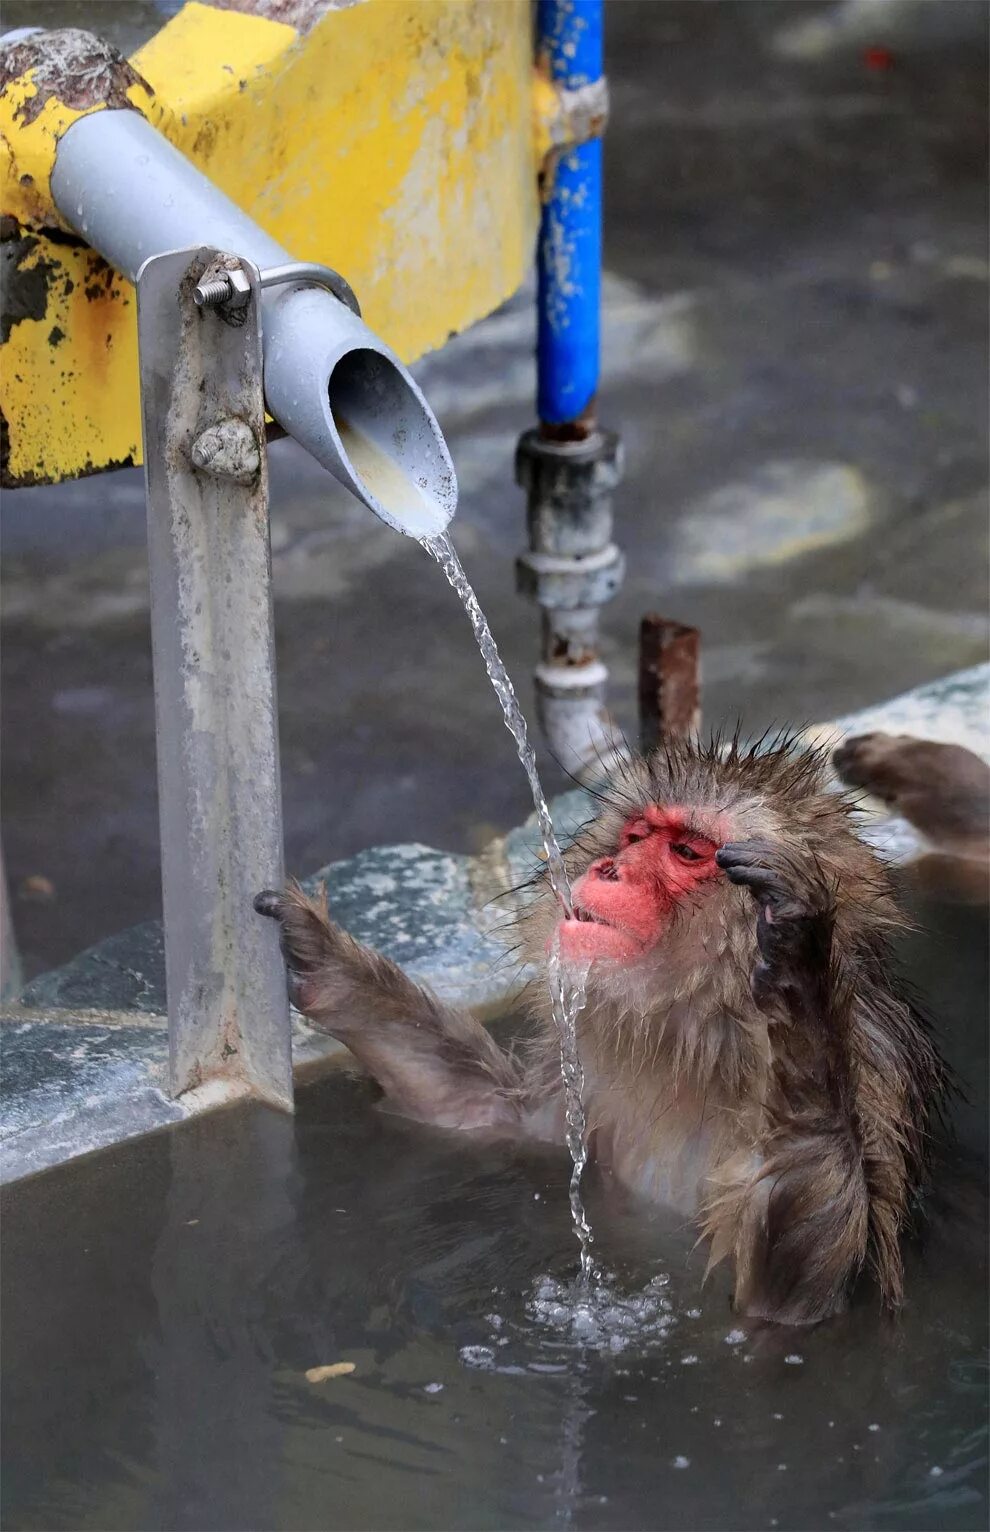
top-left (421, 531), bottom-right (596, 1278)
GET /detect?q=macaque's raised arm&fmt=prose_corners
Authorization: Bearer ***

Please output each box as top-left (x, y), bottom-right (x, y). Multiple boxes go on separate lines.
top-left (709, 840), bottom-right (873, 1323)
top-left (255, 885), bottom-right (525, 1132)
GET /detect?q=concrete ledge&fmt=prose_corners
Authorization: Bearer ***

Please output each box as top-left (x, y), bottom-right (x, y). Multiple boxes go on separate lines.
top-left (3, 663), bottom-right (987, 1183)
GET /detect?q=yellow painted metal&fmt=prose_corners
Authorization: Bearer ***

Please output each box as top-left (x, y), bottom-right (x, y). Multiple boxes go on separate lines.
top-left (1, 0), bottom-right (539, 485)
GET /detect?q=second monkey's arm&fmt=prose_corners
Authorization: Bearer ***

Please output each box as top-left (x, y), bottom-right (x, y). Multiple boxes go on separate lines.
top-left (709, 841), bottom-right (871, 1323)
top-left (255, 884), bottom-right (525, 1131)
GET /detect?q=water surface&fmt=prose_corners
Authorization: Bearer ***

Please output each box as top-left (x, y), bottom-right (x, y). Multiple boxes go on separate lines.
top-left (2, 890), bottom-right (986, 1531)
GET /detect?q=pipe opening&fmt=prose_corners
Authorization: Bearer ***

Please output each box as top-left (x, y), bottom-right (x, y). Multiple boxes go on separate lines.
top-left (328, 349), bottom-right (454, 539)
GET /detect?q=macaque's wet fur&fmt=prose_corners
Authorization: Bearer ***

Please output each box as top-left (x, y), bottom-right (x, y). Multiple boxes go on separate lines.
top-left (257, 733), bottom-right (947, 1327)
top-left (834, 732), bottom-right (990, 903)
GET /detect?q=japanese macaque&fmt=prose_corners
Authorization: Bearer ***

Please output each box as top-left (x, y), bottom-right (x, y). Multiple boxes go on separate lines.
top-left (256, 734), bottom-right (947, 1326)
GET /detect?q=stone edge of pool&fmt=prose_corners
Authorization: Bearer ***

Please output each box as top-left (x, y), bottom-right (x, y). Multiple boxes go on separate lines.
top-left (2, 663), bottom-right (987, 1184)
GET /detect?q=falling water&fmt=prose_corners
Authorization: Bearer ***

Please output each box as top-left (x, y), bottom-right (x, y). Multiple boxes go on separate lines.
top-left (422, 530), bottom-right (596, 1278)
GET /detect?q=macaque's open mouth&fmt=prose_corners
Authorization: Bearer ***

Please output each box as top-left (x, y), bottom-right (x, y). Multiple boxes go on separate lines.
top-left (557, 909), bottom-right (649, 961)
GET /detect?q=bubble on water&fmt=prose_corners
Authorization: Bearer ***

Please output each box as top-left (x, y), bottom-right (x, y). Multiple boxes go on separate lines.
top-left (423, 1382), bottom-right (444, 1394)
top-left (680, 1354), bottom-right (700, 1365)
top-left (672, 1455), bottom-right (690, 1469)
top-left (686, 1307), bottom-right (702, 1318)
top-left (459, 1345), bottom-right (496, 1371)
top-left (724, 1328), bottom-right (747, 1345)
top-left (868, 1423), bottom-right (880, 1433)
top-left (713, 1417), bottom-right (723, 1427)
top-left (784, 1354), bottom-right (804, 1365)
top-left (929, 1465), bottom-right (944, 1477)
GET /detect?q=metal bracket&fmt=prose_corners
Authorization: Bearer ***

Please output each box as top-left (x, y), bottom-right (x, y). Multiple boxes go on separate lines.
top-left (193, 259), bottom-right (361, 320)
top-left (137, 245), bottom-right (292, 1111)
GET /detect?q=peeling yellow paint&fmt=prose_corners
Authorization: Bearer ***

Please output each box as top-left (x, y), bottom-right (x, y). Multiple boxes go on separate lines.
top-left (1, 0), bottom-right (539, 484)
top-left (0, 68), bottom-right (163, 230)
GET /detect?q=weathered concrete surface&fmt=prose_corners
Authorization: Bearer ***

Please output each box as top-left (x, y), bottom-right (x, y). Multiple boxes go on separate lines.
top-left (2, 0), bottom-right (987, 980)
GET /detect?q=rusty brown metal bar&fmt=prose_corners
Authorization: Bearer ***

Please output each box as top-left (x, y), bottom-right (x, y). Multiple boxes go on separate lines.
top-left (638, 614), bottom-right (701, 753)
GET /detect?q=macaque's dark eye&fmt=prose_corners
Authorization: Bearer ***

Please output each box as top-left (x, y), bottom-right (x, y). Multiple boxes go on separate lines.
top-left (623, 819), bottom-right (653, 845)
top-left (670, 842), bottom-right (702, 862)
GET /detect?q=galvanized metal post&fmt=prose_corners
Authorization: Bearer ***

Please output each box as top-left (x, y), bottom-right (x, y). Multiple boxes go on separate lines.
top-left (517, 0), bottom-right (625, 778)
top-left (137, 246), bottom-right (292, 1110)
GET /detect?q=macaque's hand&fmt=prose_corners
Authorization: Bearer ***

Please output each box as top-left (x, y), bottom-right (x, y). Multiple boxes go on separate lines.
top-left (833, 732), bottom-right (990, 850)
top-left (254, 885), bottom-right (330, 1012)
top-left (715, 840), bottom-right (834, 1014)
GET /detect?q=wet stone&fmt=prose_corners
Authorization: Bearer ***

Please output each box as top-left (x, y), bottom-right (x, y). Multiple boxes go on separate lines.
top-left (20, 918), bottom-right (167, 1013)
top-left (0, 1015), bottom-right (180, 1181)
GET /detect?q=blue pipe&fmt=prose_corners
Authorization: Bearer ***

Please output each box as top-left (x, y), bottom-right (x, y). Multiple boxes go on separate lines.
top-left (536, 0), bottom-right (603, 429)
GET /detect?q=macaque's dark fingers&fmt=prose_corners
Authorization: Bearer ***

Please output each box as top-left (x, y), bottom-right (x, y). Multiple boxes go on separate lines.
top-left (717, 841), bottom-right (832, 917)
top-left (716, 842), bottom-right (791, 886)
top-left (252, 881), bottom-right (339, 1016)
top-left (280, 882), bottom-right (333, 966)
top-left (718, 861), bottom-right (790, 900)
top-left (714, 842), bottom-right (834, 1019)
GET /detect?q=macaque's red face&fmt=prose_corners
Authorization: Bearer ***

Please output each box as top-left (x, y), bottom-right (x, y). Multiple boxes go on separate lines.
top-left (558, 805), bottom-right (726, 961)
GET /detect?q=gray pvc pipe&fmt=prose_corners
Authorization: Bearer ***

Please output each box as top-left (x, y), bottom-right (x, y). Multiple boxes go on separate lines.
top-left (51, 109), bottom-right (455, 537)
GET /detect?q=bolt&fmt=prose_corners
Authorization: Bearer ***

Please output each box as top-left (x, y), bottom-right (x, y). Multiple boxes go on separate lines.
top-left (190, 419), bottom-right (261, 484)
top-left (193, 267), bottom-right (252, 313)
top-left (193, 277), bottom-right (232, 309)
